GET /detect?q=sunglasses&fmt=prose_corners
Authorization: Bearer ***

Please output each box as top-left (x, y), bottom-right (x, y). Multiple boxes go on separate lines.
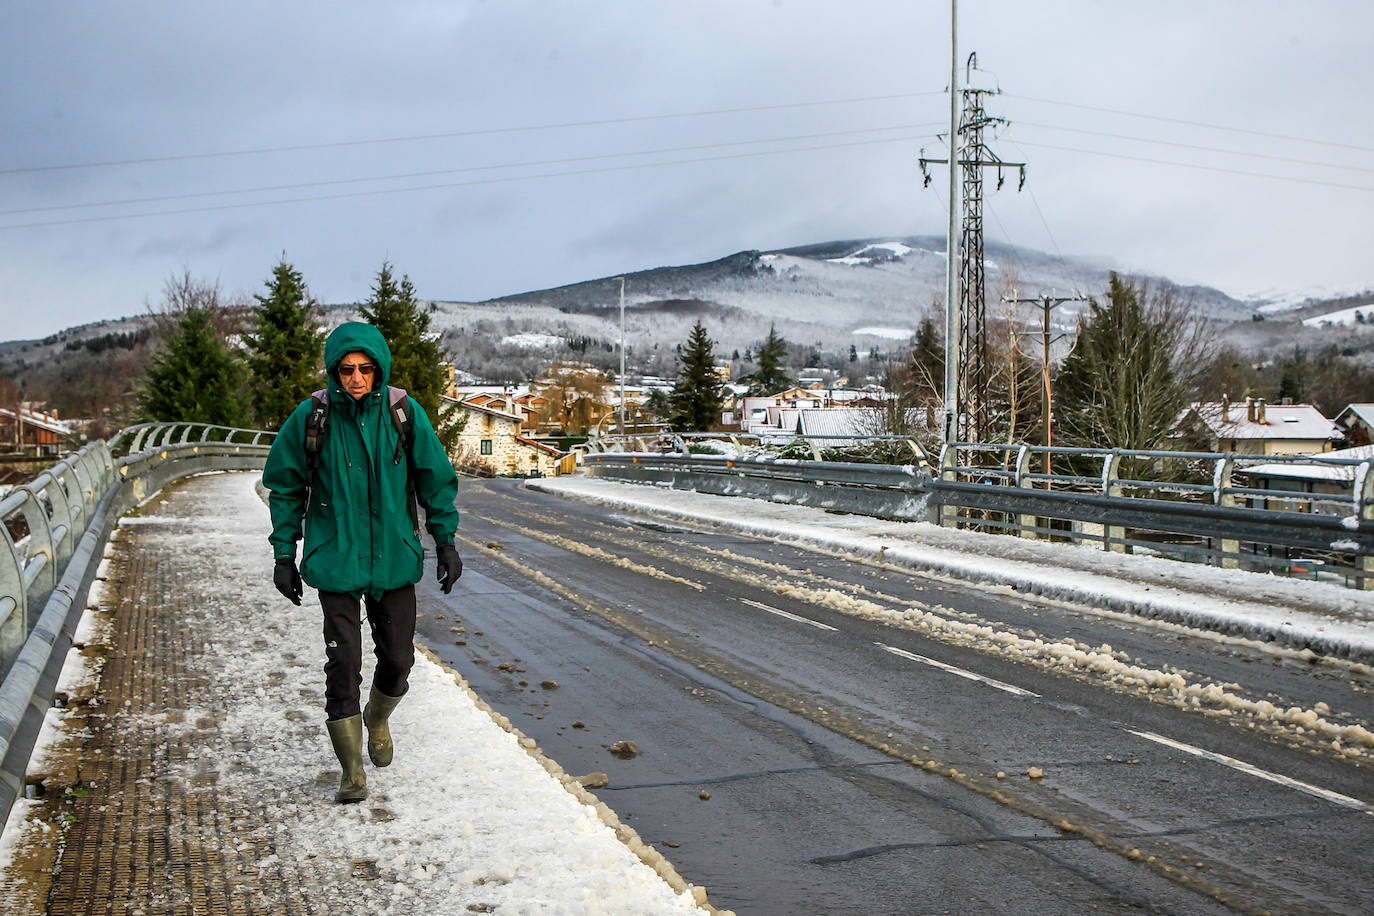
top-left (338, 363), bottom-right (378, 378)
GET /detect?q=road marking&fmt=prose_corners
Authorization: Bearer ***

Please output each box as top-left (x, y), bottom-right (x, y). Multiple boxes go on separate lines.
top-left (1127, 728), bottom-right (1374, 816)
top-left (737, 598), bottom-right (838, 631)
top-left (878, 643), bottom-right (1040, 698)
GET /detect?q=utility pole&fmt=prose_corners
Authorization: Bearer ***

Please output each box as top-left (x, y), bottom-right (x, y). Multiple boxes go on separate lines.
top-left (920, 52), bottom-right (1026, 445)
top-left (943, 0), bottom-right (960, 449)
top-left (1002, 290), bottom-right (1087, 477)
top-left (617, 276), bottom-right (627, 436)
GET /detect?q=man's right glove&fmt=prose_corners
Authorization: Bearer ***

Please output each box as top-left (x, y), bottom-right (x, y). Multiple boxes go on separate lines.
top-left (436, 543), bottom-right (463, 594)
top-left (274, 558), bottom-right (303, 605)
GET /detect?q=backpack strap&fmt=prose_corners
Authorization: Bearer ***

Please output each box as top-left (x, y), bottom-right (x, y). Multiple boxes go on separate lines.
top-left (386, 387), bottom-right (421, 535)
top-left (304, 389), bottom-right (330, 491)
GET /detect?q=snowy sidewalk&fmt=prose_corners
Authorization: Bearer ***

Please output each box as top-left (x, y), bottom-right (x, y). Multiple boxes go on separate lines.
top-left (528, 476), bottom-right (1374, 665)
top-left (0, 471), bottom-right (709, 915)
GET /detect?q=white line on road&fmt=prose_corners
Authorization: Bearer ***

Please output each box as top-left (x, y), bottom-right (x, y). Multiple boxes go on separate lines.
top-left (878, 643), bottom-right (1041, 698)
top-left (1127, 728), bottom-right (1374, 816)
top-left (877, 641), bottom-right (1373, 815)
top-left (737, 598), bottom-right (838, 631)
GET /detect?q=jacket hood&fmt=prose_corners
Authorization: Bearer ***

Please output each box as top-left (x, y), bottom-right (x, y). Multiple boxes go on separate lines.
top-left (324, 322), bottom-right (392, 390)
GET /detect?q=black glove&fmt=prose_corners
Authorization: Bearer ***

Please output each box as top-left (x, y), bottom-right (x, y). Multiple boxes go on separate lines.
top-left (436, 543), bottom-right (463, 594)
top-left (274, 558), bottom-right (303, 605)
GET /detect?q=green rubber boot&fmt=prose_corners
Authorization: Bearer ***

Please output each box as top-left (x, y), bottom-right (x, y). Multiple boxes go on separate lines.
top-left (325, 715), bottom-right (368, 803)
top-left (362, 686), bottom-right (403, 768)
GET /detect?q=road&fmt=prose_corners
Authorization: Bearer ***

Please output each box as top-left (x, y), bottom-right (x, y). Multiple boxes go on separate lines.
top-left (413, 479), bottom-right (1374, 915)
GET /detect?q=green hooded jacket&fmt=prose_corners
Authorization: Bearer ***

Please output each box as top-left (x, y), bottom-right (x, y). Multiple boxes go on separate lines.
top-left (263, 322), bottom-right (459, 597)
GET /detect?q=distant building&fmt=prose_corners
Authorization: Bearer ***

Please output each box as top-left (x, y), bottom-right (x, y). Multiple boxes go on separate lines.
top-left (1334, 404), bottom-right (1374, 447)
top-left (445, 398), bottom-right (566, 477)
top-left (1178, 398), bottom-right (1340, 456)
top-left (0, 404), bottom-right (74, 456)
top-left (1233, 443), bottom-right (1374, 514)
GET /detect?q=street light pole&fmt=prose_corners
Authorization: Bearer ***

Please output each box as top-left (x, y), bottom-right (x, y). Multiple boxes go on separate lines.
top-left (617, 276), bottom-right (627, 436)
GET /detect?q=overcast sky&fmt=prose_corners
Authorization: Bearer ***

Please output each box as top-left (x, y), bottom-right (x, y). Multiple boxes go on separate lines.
top-left (2, 1), bottom-right (1371, 340)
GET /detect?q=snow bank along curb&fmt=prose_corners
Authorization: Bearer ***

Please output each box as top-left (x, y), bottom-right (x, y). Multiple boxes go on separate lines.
top-left (527, 477), bottom-right (1374, 665)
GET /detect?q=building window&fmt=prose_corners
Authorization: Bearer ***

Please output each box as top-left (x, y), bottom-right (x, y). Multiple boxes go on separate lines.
top-left (480, 439), bottom-right (493, 455)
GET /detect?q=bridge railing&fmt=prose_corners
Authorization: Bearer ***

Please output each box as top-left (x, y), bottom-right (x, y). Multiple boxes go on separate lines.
top-left (582, 438), bottom-right (1374, 589)
top-left (0, 422), bottom-right (275, 828)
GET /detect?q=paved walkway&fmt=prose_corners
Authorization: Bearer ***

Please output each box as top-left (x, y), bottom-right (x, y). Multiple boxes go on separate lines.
top-left (0, 472), bottom-right (708, 915)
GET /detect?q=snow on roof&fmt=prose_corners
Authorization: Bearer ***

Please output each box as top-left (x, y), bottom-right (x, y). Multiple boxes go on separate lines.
top-left (1239, 443), bottom-right (1374, 483)
top-left (0, 406), bottom-right (72, 436)
top-left (796, 407), bottom-right (884, 438)
top-left (1336, 404), bottom-right (1374, 429)
top-left (445, 396), bottom-right (522, 423)
top-left (1188, 402), bottom-right (1340, 441)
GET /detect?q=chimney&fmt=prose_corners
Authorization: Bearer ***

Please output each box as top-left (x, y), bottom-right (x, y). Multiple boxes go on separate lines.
top-left (1246, 396), bottom-right (1256, 423)
top-left (1256, 398), bottom-right (1267, 424)
top-left (1221, 393), bottom-right (1231, 423)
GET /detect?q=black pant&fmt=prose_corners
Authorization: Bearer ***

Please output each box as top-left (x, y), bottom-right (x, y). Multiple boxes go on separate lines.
top-left (318, 585), bottom-right (417, 720)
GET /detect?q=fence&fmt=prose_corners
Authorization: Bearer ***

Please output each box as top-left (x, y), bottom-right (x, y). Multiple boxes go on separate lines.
top-left (0, 423), bottom-right (274, 828)
top-left (582, 438), bottom-right (1374, 589)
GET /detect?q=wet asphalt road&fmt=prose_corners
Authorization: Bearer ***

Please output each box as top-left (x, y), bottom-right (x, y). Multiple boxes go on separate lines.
top-left (412, 479), bottom-right (1374, 915)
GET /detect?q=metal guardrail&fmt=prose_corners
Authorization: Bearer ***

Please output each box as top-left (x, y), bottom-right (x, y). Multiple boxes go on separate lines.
top-left (583, 439), bottom-right (1374, 589)
top-left (584, 452), bottom-right (930, 522)
top-left (0, 422), bottom-right (274, 829)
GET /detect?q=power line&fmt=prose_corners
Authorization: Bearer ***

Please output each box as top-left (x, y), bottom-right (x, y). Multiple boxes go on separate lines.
top-left (1012, 121), bottom-right (1374, 174)
top-left (0, 133), bottom-right (938, 232)
top-left (1010, 139), bottom-right (1374, 193)
top-left (0, 122), bottom-right (945, 218)
top-left (1005, 92), bottom-right (1374, 155)
top-left (0, 91), bottom-right (946, 177)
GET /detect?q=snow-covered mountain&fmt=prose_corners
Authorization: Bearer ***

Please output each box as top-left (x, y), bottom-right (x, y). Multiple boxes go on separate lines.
top-left (358, 235), bottom-right (1254, 379)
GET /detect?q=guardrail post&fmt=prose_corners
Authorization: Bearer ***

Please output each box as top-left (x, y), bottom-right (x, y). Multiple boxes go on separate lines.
top-left (0, 519), bottom-right (26, 674)
top-left (1014, 445), bottom-right (1037, 539)
top-left (1213, 456), bottom-right (1240, 569)
top-left (929, 444), bottom-right (954, 527)
top-left (1359, 460), bottom-right (1374, 590)
top-left (1100, 451), bottom-right (1126, 553)
top-left (807, 438), bottom-right (823, 462)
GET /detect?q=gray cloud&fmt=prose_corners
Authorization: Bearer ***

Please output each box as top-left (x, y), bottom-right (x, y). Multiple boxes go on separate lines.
top-left (1, 0), bottom-right (1371, 339)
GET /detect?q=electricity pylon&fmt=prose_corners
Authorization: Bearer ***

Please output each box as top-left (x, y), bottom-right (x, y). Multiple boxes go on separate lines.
top-left (920, 53), bottom-right (1025, 445)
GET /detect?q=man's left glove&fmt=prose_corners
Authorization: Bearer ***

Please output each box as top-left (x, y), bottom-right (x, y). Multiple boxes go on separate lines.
top-left (436, 543), bottom-right (463, 594)
top-left (274, 558), bottom-right (303, 605)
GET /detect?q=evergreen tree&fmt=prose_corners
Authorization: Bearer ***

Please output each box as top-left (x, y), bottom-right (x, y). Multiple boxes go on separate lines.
top-left (359, 262), bottom-right (464, 450)
top-left (1054, 272), bottom-right (1207, 451)
top-left (244, 258), bottom-right (324, 429)
top-left (908, 317), bottom-right (944, 401)
top-left (140, 306), bottom-right (248, 426)
top-left (743, 324), bottom-right (791, 396)
top-left (668, 320), bottom-right (724, 432)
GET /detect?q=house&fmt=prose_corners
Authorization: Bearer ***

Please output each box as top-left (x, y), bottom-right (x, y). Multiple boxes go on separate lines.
top-left (1233, 443), bottom-right (1374, 514)
top-left (1335, 404), bottom-right (1374, 447)
top-left (0, 404), bottom-right (74, 456)
top-left (1178, 397), bottom-right (1340, 456)
top-left (446, 398), bottom-right (566, 477)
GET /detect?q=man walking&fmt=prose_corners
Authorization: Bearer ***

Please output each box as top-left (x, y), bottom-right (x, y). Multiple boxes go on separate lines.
top-left (263, 322), bottom-right (461, 803)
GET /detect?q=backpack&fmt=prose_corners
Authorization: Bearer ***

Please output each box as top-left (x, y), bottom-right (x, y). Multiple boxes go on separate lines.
top-left (304, 386), bottom-right (419, 532)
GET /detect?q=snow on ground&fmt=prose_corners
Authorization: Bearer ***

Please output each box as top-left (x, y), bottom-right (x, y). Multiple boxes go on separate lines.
top-left (499, 332), bottom-right (564, 349)
top-left (851, 327), bottom-right (914, 340)
top-left (0, 472), bottom-right (708, 914)
top-left (1301, 304), bottom-right (1374, 328)
top-left (527, 476), bottom-right (1374, 664)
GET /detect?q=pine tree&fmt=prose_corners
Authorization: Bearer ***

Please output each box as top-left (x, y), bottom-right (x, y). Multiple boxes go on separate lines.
top-left (1054, 272), bottom-right (1207, 452)
top-left (743, 324), bottom-right (791, 396)
top-left (359, 262), bottom-right (463, 450)
top-left (140, 306), bottom-right (248, 426)
top-left (244, 258), bottom-right (324, 429)
top-left (668, 320), bottom-right (724, 432)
